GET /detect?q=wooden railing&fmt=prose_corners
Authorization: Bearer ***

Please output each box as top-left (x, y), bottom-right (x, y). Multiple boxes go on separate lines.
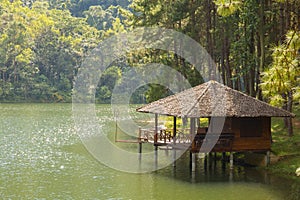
top-left (139, 127), bottom-right (235, 152)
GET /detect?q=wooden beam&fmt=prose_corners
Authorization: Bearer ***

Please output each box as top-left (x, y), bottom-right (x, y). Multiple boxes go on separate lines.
top-left (191, 152), bottom-right (196, 172)
top-left (173, 116), bottom-right (177, 141)
top-left (154, 114), bottom-right (158, 169)
top-left (230, 152), bottom-right (234, 169)
top-left (173, 116), bottom-right (177, 167)
top-left (154, 114), bottom-right (158, 144)
top-left (265, 151), bottom-right (270, 166)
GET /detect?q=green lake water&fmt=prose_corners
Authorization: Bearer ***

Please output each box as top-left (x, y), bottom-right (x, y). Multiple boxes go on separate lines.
top-left (0, 103), bottom-right (299, 199)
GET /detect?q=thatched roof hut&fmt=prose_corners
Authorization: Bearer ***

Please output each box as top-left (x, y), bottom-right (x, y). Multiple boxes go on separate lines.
top-left (137, 80), bottom-right (295, 118)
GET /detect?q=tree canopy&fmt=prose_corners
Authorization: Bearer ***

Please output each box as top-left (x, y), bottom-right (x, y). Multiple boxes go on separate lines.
top-left (0, 0), bottom-right (299, 123)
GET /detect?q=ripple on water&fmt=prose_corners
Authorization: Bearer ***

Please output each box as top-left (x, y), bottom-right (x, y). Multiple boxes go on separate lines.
top-left (0, 104), bottom-right (297, 199)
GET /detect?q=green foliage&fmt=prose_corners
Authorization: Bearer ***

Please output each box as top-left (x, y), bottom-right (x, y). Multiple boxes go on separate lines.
top-left (268, 108), bottom-right (300, 181)
top-left (68, 0), bottom-right (131, 17)
top-left (145, 84), bottom-right (172, 103)
top-left (0, 0), bottom-right (299, 105)
top-left (96, 65), bottom-right (122, 103)
top-left (163, 117), bottom-right (209, 130)
top-left (0, 0), bottom-right (100, 102)
top-left (261, 30), bottom-right (300, 106)
top-left (163, 116), bottom-right (183, 130)
top-left (199, 118), bottom-right (209, 127)
top-left (271, 108), bottom-right (300, 156)
top-left (268, 154), bottom-right (300, 182)
top-left (214, 0), bottom-right (242, 17)
top-left (126, 0), bottom-right (205, 101)
top-left (83, 5), bottom-right (126, 32)
top-left (104, 17), bottom-right (126, 37)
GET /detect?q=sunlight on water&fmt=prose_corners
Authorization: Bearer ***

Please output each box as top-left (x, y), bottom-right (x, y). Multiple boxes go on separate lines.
top-left (0, 104), bottom-right (298, 199)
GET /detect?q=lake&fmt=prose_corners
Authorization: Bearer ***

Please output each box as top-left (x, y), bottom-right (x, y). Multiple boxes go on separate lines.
top-left (0, 103), bottom-right (299, 199)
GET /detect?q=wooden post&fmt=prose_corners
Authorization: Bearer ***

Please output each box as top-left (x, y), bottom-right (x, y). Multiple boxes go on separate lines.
top-left (229, 167), bottom-right (233, 182)
top-left (173, 116), bottom-right (177, 142)
top-left (154, 114), bottom-right (158, 169)
top-left (190, 118), bottom-right (196, 135)
top-left (222, 159), bottom-right (226, 172)
top-left (191, 169), bottom-right (196, 183)
top-left (138, 127), bottom-right (141, 141)
top-left (214, 153), bottom-right (217, 168)
top-left (138, 141), bottom-right (142, 154)
top-left (191, 153), bottom-right (196, 172)
top-left (138, 127), bottom-right (142, 161)
top-left (190, 151), bottom-right (192, 168)
top-left (204, 153), bottom-right (208, 172)
top-left (173, 116), bottom-right (177, 167)
top-left (265, 151), bottom-right (270, 166)
top-left (190, 117), bottom-right (196, 152)
top-left (154, 146), bottom-right (158, 169)
top-left (222, 152), bottom-right (226, 161)
top-left (114, 119), bottom-right (118, 142)
top-left (230, 152), bottom-right (234, 169)
top-left (154, 114), bottom-right (158, 144)
top-left (208, 153), bottom-right (213, 169)
top-left (197, 117), bottom-right (200, 128)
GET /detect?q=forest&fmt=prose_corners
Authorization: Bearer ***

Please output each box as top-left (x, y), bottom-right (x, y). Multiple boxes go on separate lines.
top-left (0, 0), bottom-right (299, 130)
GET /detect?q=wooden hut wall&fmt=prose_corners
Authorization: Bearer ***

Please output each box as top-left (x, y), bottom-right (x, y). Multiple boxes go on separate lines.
top-left (231, 117), bottom-right (271, 151)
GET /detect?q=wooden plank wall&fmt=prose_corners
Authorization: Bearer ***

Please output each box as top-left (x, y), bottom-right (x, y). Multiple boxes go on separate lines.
top-left (231, 117), bottom-right (271, 151)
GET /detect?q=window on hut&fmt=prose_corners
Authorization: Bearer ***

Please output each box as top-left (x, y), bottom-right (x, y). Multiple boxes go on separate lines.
top-left (240, 117), bottom-right (262, 137)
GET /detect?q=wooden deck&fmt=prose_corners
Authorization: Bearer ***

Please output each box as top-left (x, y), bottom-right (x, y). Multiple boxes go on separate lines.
top-left (139, 128), bottom-right (235, 152)
top-left (117, 120), bottom-right (272, 153)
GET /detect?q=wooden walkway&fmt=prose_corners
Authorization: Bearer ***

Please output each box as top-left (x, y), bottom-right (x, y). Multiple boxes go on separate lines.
top-left (115, 128), bottom-right (234, 153)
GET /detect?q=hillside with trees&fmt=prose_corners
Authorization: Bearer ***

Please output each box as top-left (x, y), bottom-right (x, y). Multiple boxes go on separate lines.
top-left (0, 0), bottom-right (299, 133)
top-left (0, 0), bottom-right (130, 102)
top-left (124, 0), bottom-right (299, 136)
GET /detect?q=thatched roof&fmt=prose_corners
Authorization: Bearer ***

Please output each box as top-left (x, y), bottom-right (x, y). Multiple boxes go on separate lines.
top-left (136, 80), bottom-right (295, 118)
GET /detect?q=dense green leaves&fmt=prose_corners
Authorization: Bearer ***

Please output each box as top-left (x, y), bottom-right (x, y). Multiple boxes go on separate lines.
top-left (96, 66), bottom-right (122, 103)
top-left (0, 0), bottom-right (100, 102)
top-left (261, 30), bottom-right (299, 136)
top-left (214, 0), bottom-right (242, 17)
top-left (261, 30), bottom-right (300, 106)
top-left (0, 0), bottom-right (299, 111)
top-left (126, 0), bottom-right (299, 137)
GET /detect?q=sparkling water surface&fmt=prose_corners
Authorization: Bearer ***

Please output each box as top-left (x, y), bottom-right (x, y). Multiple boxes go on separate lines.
top-left (0, 104), bottom-right (298, 199)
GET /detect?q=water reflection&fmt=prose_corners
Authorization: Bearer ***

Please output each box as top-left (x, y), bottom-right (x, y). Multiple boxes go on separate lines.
top-left (155, 151), bottom-right (300, 200)
top-left (0, 104), bottom-right (299, 199)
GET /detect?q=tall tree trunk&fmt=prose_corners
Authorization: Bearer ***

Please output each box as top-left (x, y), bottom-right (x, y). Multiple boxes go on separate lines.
top-left (206, 0), bottom-right (215, 80)
top-left (257, 1), bottom-right (265, 100)
top-left (190, 0), bottom-right (197, 40)
top-left (280, 3), bottom-right (285, 42)
top-left (221, 46), bottom-right (226, 84)
top-left (284, 0), bottom-right (290, 32)
top-left (249, 30), bottom-right (256, 97)
top-left (224, 34), bottom-right (232, 88)
top-left (222, 20), bottom-right (232, 88)
top-left (287, 91), bottom-right (293, 136)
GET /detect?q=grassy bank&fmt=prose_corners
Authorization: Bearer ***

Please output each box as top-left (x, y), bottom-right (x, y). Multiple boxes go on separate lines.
top-left (268, 107), bottom-right (300, 181)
